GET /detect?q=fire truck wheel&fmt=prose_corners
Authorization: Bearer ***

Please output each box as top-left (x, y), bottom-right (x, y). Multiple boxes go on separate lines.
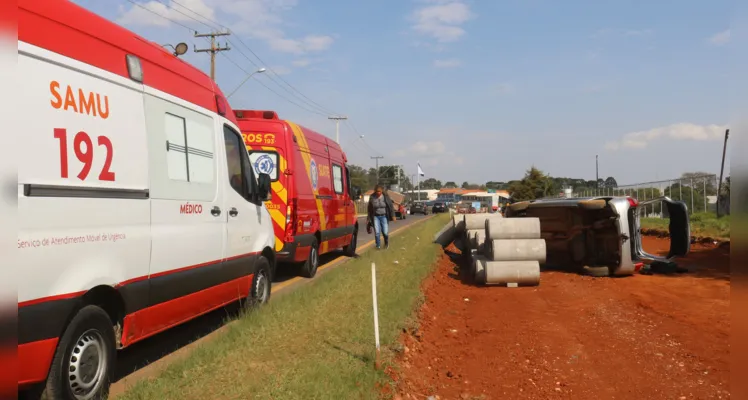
top-left (44, 305), bottom-right (116, 400)
top-left (300, 238), bottom-right (320, 278)
top-left (245, 256), bottom-right (272, 308)
top-left (343, 228), bottom-right (358, 257)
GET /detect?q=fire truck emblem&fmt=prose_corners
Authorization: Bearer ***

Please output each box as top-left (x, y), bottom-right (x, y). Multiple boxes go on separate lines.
top-left (310, 158), bottom-right (319, 191)
top-left (254, 154), bottom-right (275, 176)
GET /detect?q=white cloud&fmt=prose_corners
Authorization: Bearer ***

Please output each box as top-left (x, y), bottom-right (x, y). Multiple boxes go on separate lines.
top-left (291, 58), bottom-right (322, 67)
top-left (708, 29), bottom-right (731, 46)
top-left (411, 0), bottom-right (474, 43)
top-left (605, 123), bottom-right (728, 151)
top-left (118, 0), bottom-right (334, 55)
top-left (495, 83), bottom-right (514, 94)
top-left (117, 0), bottom-right (216, 27)
top-left (271, 65), bottom-right (292, 75)
top-left (433, 58), bottom-right (462, 68)
top-left (592, 28), bottom-right (653, 39)
top-left (392, 140), bottom-right (447, 157)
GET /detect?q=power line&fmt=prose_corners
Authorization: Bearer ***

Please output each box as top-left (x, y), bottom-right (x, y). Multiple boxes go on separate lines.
top-left (218, 52), bottom-right (328, 117)
top-left (124, 0), bottom-right (333, 117)
top-left (167, 0), bottom-right (341, 116)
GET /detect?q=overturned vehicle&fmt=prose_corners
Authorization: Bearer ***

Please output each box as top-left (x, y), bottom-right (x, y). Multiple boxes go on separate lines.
top-left (502, 196), bottom-right (690, 276)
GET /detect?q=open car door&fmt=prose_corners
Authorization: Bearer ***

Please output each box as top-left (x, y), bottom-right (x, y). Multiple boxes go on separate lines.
top-left (633, 197), bottom-right (691, 262)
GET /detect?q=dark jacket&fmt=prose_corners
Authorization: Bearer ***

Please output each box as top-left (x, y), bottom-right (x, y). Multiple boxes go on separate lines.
top-left (367, 192), bottom-right (394, 224)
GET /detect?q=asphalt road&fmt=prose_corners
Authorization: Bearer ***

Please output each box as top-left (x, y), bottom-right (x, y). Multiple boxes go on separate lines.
top-left (103, 213), bottom-right (432, 397)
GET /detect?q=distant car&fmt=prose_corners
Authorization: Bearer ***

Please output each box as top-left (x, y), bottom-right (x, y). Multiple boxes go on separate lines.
top-left (396, 203), bottom-right (407, 220)
top-left (409, 202), bottom-right (430, 215)
top-left (432, 202), bottom-right (447, 213)
top-left (504, 196), bottom-right (690, 277)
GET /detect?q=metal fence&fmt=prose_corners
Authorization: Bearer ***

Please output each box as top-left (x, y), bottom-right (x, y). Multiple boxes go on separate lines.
top-left (574, 174), bottom-right (720, 217)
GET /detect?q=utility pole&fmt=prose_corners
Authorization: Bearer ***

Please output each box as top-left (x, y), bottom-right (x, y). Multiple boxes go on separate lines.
top-left (717, 129), bottom-right (730, 217)
top-left (328, 116), bottom-right (348, 143)
top-left (194, 31), bottom-right (231, 81)
top-left (371, 156), bottom-right (384, 185)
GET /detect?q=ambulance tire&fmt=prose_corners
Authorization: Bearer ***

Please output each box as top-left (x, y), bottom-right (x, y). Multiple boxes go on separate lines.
top-left (343, 228), bottom-right (358, 257)
top-left (245, 256), bottom-right (272, 308)
top-left (300, 238), bottom-right (320, 278)
top-left (44, 305), bottom-right (116, 400)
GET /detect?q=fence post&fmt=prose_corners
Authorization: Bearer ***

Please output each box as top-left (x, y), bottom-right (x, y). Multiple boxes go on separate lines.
top-left (690, 179), bottom-right (694, 214)
top-left (679, 180), bottom-right (683, 202)
top-left (703, 177), bottom-right (707, 213)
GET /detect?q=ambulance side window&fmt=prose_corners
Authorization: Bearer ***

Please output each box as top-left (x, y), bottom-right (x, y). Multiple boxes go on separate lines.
top-left (223, 125), bottom-right (256, 201)
top-left (345, 166), bottom-right (352, 196)
top-left (332, 164), bottom-right (344, 194)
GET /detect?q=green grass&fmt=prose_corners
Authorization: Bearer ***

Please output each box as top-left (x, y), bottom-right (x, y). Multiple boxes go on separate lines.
top-left (117, 214), bottom-right (449, 400)
top-left (641, 212), bottom-right (730, 240)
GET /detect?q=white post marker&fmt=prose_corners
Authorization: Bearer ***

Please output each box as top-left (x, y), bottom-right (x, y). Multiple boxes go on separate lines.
top-left (371, 262), bottom-right (381, 352)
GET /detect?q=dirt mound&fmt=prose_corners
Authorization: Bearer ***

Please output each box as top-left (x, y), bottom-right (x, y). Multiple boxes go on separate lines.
top-left (391, 240), bottom-right (730, 399)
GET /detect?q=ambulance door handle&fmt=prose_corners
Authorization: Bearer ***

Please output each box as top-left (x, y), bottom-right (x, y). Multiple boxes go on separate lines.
top-left (229, 207), bottom-right (239, 217)
top-left (211, 206), bottom-right (222, 217)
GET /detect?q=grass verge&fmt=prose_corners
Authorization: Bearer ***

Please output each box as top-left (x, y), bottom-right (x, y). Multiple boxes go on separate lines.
top-left (641, 212), bottom-right (730, 241)
top-left (118, 214), bottom-right (449, 400)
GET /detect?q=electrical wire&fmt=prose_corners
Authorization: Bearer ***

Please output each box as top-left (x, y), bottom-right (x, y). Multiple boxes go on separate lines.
top-left (167, 0), bottom-right (342, 116)
top-left (124, 0), bottom-right (332, 118)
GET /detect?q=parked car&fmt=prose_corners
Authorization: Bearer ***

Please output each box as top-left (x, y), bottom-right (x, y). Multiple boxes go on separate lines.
top-left (504, 196), bottom-right (690, 277)
top-left (409, 202), bottom-right (430, 215)
top-left (432, 201), bottom-right (447, 213)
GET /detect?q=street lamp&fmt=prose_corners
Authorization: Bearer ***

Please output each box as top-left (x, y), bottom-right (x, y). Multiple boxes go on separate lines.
top-left (226, 67), bottom-right (267, 98)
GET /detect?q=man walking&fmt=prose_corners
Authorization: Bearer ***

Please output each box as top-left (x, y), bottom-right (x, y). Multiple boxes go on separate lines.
top-left (367, 185), bottom-right (395, 249)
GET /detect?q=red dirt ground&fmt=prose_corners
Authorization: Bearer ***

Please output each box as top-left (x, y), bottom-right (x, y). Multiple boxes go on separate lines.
top-left (391, 236), bottom-right (730, 400)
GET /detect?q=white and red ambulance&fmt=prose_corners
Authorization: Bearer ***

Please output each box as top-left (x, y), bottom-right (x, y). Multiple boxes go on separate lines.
top-left (18, 1), bottom-right (276, 398)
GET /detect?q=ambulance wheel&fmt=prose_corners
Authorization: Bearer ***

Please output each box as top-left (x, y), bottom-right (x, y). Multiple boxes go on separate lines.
top-left (246, 256), bottom-right (272, 308)
top-left (343, 228), bottom-right (358, 257)
top-left (44, 305), bottom-right (116, 400)
top-left (300, 238), bottom-right (320, 278)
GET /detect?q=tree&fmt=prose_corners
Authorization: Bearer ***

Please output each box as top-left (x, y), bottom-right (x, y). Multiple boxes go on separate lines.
top-left (461, 181), bottom-right (470, 189)
top-left (508, 166), bottom-right (557, 201)
top-left (604, 177), bottom-right (618, 188)
top-left (444, 181), bottom-right (457, 188)
top-left (347, 164), bottom-right (369, 189)
top-left (680, 172), bottom-right (717, 196)
top-left (419, 178), bottom-right (442, 190)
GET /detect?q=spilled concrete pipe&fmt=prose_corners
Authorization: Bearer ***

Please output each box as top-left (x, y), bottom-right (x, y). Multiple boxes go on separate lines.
top-left (464, 213), bottom-right (502, 231)
top-left (466, 229), bottom-right (486, 250)
top-left (485, 239), bottom-right (547, 263)
top-left (433, 223), bottom-right (457, 247)
top-left (473, 256), bottom-right (488, 285)
top-left (452, 214), bottom-right (466, 233)
top-left (485, 217), bottom-right (541, 240)
top-left (484, 260), bottom-right (540, 286)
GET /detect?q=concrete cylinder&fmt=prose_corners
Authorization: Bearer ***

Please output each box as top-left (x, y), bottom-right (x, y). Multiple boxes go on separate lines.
top-left (484, 260), bottom-right (540, 286)
top-left (464, 214), bottom-right (502, 230)
top-left (452, 214), bottom-right (466, 232)
top-left (466, 229), bottom-right (485, 250)
top-left (473, 256), bottom-right (487, 285)
top-left (485, 217), bottom-right (541, 240)
top-left (486, 239), bottom-right (547, 263)
top-left (433, 223), bottom-right (456, 247)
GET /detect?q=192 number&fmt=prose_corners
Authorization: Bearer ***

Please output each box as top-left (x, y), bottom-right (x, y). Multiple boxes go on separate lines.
top-left (54, 128), bottom-right (115, 181)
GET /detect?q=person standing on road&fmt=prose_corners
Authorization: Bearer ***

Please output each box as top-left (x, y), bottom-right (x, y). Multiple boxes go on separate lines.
top-left (367, 185), bottom-right (395, 249)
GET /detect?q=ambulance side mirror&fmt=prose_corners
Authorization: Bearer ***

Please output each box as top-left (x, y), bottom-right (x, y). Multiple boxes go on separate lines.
top-left (351, 186), bottom-right (362, 200)
top-left (257, 173), bottom-right (271, 201)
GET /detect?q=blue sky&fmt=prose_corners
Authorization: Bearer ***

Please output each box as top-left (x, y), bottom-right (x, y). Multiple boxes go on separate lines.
top-left (73, 0), bottom-right (735, 186)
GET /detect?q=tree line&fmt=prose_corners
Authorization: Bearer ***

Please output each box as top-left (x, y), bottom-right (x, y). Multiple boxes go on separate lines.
top-left (348, 163), bottom-right (729, 211)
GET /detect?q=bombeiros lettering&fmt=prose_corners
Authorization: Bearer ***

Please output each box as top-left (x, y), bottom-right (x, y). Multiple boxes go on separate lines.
top-left (50, 81), bottom-right (110, 119)
top-left (179, 203), bottom-right (203, 214)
